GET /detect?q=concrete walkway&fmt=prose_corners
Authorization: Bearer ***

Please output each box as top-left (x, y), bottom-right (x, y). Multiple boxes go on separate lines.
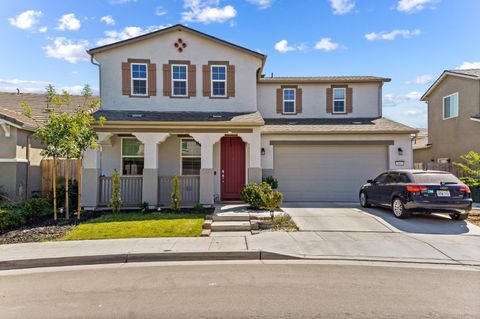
top-left (1, 229), bottom-right (480, 270)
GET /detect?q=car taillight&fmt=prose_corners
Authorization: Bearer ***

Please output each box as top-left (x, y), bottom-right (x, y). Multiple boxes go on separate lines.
top-left (459, 185), bottom-right (471, 194)
top-left (406, 185), bottom-right (428, 192)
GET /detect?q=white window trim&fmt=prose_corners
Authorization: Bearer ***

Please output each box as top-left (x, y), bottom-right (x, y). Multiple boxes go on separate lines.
top-left (282, 88), bottom-right (296, 114)
top-left (130, 63), bottom-right (148, 97)
top-left (332, 88), bottom-right (346, 114)
top-left (171, 64), bottom-right (188, 97)
top-left (121, 137), bottom-right (144, 176)
top-left (180, 138), bottom-right (201, 176)
top-left (443, 92), bottom-right (459, 120)
top-left (210, 65), bottom-right (227, 97)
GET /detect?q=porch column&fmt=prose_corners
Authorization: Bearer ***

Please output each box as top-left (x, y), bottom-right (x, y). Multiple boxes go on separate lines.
top-left (81, 147), bottom-right (101, 210)
top-left (190, 133), bottom-right (224, 205)
top-left (239, 128), bottom-right (262, 183)
top-left (133, 133), bottom-right (170, 208)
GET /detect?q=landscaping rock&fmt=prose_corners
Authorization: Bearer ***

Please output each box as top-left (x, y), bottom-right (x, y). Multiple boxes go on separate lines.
top-left (0, 226), bottom-right (72, 245)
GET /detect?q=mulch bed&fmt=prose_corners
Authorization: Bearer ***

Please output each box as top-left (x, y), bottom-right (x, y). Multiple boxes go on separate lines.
top-left (0, 226), bottom-right (72, 245)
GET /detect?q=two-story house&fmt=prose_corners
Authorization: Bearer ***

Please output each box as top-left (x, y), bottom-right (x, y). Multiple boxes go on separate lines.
top-left (81, 24), bottom-right (416, 209)
top-left (415, 69), bottom-right (480, 168)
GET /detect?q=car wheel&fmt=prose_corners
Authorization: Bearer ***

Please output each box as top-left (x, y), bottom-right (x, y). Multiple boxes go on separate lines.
top-left (359, 191), bottom-right (371, 208)
top-left (449, 212), bottom-right (468, 220)
top-left (392, 198), bottom-right (410, 219)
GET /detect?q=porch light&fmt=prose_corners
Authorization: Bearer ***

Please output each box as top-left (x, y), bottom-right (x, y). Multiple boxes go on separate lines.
top-left (261, 147), bottom-right (265, 155)
top-left (397, 147), bottom-right (403, 156)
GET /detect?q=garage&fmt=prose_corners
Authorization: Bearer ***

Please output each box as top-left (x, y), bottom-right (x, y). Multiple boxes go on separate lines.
top-left (273, 142), bottom-right (389, 201)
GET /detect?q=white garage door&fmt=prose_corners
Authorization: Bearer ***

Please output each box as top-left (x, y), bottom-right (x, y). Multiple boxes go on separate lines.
top-left (274, 144), bottom-right (388, 202)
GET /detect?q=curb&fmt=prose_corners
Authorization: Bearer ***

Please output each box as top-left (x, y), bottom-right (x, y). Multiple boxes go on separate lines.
top-left (0, 251), bottom-right (301, 271)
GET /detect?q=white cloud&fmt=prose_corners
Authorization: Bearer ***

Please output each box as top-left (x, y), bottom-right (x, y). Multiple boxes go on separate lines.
top-left (181, 0), bottom-right (237, 24)
top-left (155, 6), bottom-right (167, 16)
top-left (61, 85), bottom-right (85, 95)
top-left (314, 38), bottom-right (339, 51)
top-left (43, 37), bottom-right (89, 63)
top-left (8, 10), bottom-right (42, 30)
top-left (0, 78), bottom-right (49, 86)
top-left (329, 0), bottom-right (355, 15)
top-left (100, 15), bottom-right (115, 25)
top-left (39, 26), bottom-right (48, 33)
top-left (274, 40), bottom-right (307, 53)
top-left (247, 0), bottom-right (274, 9)
top-left (413, 74), bottom-right (433, 84)
top-left (397, 0), bottom-right (436, 13)
top-left (365, 29), bottom-right (421, 41)
top-left (96, 25), bottom-right (169, 46)
top-left (457, 61), bottom-right (480, 70)
top-left (383, 91), bottom-right (423, 107)
top-left (56, 13), bottom-right (81, 31)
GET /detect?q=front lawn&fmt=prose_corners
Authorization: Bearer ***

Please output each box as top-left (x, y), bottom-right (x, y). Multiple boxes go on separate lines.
top-left (60, 212), bottom-right (205, 240)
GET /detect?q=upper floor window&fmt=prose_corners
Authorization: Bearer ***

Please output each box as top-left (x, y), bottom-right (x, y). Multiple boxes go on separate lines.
top-left (122, 137), bottom-right (144, 176)
top-left (131, 63), bottom-right (148, 96)
top-left (333, 88), bottom-right (346, 113)
top-left (283, 89), bottom-right (296, 114)
top-left (443, 92), bottom-right (459, 119)
top-left (172, 64), bottom-right (188, 97)
top-left (181, 138), bottom-right (201, 175)
top-left (211, 65), bottom-right (227, 97)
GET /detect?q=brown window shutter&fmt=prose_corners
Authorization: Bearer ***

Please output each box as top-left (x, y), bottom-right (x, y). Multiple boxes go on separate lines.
top-left (227, 65), bottom-right (235, 97)
top-left (276, 88), bottom-right (283, 113)
top-left (326, 87), bottom-right (333, 113)
top-left (202, 65), bottom-right (211, 97)
top-left (346, 87), bottom-right (353, 113)
top-left (148, 63), bottom-right (157, 96)
top-left (163, 64), bottom-right (171, 96)
top-left (296, 88), bottom-right (302, 113)
top-left (121, 62), bottom-right (131, 96)
top-left (188, 64), bottom-right (196, 97)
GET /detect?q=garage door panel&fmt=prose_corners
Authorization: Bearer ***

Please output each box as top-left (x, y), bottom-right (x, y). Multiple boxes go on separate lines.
top-left (274, 145), bottom-right (388, 202)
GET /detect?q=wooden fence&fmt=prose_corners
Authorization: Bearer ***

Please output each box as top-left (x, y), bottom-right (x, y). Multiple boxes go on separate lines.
top-left (413, 162), bottom-right (465, 178)
top-left (98, 176), bottom-right (143, 207)
top-left (158, 176), bottom-right (200, 206)
top-left (41, 159), bottom-right (78, 197)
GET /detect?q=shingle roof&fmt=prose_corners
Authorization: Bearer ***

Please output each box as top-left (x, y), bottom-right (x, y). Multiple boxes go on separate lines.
top-left (447, 69), bottom-right (480, 78)
top-left (0, 92), bottom-right (93, 127)
top-left (93, 110), bottom-right (264, 124)
top-left (262, 117), bottom-right (417, 134)
top-left (259, 76), bottom-right (391, 84)
top-left (422, 69), bottom-right (480, 100)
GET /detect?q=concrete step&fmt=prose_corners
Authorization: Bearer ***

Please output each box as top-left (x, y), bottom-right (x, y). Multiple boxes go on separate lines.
top-left (200, 229), bottom-right (211, 237)
top-left (202, 220), bottom-right (213, 230)
top-left (212, 214), bottom-right (251, 222)
top-left (211, 221), bottom-right (251, 232)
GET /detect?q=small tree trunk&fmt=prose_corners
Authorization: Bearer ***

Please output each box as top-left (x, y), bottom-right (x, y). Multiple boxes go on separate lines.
top-left (77, 157), bottom-right (82, 219)
top-left (53, 158), bottom-right (57, 221)
top-left (65, 159), bottom-right (69, 219)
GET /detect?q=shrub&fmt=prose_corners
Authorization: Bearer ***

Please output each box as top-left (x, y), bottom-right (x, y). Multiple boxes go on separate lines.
top-left (139, 202), bottom-right (149, 212)
top-left (54, 180), bottom-right (79, 210)
top-left (110, 169), bottom-right (122, 214)
top-left (262, 176), bottom-right (278, 189)
top-left (240, 182), bottom-right (272, 209)
top-left (170, 175), bottom-right (181, 210)
top-left (193, 203), bottom-right (205, 214)
top-left (260, 190), bottom-right (283, 219)
top-left (20, 198), bottom-right (51, 221)
top-left (0, 209), bottom-right (23, 233)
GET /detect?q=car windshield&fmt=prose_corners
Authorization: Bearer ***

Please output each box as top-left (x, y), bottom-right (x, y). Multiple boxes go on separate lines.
top-left (411, 173), bottom-right (460, 184)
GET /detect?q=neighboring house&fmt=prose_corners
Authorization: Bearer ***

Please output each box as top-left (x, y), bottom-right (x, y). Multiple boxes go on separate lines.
top-left (0, 92), bottom-right (86, 201)
top-left (82, 24), bottom-right (416, 209)
top-left (415, 69), bottom-right (480, 168)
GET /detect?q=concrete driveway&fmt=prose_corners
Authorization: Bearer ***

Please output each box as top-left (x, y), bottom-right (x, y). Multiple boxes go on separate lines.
top-left (281, 202), bottom-right (480, 235)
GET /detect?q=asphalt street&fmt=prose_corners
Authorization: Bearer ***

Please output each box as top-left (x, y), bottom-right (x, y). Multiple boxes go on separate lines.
top-left (1, 261), bottom-right (479, 318)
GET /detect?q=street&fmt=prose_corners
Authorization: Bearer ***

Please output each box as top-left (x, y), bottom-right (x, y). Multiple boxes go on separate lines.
top-left (1, 261), bottom-right (479, 318)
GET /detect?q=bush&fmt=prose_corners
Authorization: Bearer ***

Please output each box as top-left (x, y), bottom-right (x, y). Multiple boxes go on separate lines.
top-left (0, 209), bottom-right (23, 233)
top-left (54, 179), bottom-right (79, 210)
top-left (193, 203), bottom-right (205, 214)
top-left (20, 198), bottom-right (51, 221)
top-left (261, 190), bottom-right (283, 219)
top-left (110, 169), bottom-right (122, 214)
top-left (240, 182), bottom-right (272, 209)
top-left (262, 176), bottom-right (278, 189)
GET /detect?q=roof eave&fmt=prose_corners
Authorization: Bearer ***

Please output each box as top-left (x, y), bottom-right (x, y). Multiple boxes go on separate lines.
top-left (421, 70), bottom-right (480, 101)
top-left (258, 78), bottom-right (391, 84)
top-left (261, 129), bottom-right (418, 135)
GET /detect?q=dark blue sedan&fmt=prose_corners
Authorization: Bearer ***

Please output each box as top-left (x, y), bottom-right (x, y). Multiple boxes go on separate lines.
top-left (359, 170), bottom-right (473, 219)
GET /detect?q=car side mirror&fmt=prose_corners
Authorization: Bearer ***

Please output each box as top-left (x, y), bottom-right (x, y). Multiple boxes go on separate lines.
top-left (367, 179), bottom-right (374, 184)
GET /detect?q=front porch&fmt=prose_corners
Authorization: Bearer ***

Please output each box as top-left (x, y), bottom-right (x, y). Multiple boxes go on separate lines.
top-left (81, 130), bottom-right (262, 209)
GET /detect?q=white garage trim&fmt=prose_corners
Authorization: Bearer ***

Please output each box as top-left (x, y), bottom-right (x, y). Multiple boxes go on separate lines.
top-left (270, 140), bottom-right (394, 146)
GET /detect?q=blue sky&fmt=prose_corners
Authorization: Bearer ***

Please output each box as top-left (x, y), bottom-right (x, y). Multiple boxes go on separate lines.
top-left (1, 0), bottom-right (479, 128)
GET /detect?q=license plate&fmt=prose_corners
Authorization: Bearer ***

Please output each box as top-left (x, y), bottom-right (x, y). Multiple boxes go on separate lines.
top-left (436, 190), bottom-right (451, 197)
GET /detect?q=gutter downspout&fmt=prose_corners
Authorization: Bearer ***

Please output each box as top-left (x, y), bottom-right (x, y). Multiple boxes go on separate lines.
top-left (26, 132), bottom-right (31, 199)
top-left (90, 55), bottom-right (101, 109)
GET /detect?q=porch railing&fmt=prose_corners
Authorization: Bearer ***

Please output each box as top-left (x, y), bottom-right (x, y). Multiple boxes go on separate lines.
top-left (158, 176), bottom-right (200, 206)
top-left (99, 176), bottom-right (143, 206)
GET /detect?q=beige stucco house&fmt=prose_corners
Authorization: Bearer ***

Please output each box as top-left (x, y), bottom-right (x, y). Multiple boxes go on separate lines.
top-left (81, 24), bottom-right (416, 209)
top-left (415, 69), bottom-right (480, 167)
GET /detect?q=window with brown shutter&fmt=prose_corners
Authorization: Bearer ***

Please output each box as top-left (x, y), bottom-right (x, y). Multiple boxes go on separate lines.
top-left (164, 60), bottom-right (195, 98)
top-left (121, 59), bottom-right (156, 98)
top-left (327, 85), bottom-right (353, 114)
top-left (277, 85), bottom-right (301, 114)
top-left (203, 61), bottom-right (235, 99)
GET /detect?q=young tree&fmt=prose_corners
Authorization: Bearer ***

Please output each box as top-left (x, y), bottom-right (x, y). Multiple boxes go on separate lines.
top-left (170, 176), bottom-right (181, 210)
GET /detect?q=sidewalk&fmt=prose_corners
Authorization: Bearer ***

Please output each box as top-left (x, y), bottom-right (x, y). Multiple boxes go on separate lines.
top-left (1, 230), bottom-right (480, 270)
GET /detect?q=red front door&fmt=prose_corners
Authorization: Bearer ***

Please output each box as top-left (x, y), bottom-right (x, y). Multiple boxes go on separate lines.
top-left (221, 136), bottom-right (246, 200)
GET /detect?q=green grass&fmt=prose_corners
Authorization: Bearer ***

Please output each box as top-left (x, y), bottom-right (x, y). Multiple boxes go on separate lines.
top-left (60, 212), bottom-right (205, 240)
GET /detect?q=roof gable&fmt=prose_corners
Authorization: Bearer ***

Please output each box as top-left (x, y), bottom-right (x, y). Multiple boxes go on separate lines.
top-left (421, 69), bottom-right (480, 101)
